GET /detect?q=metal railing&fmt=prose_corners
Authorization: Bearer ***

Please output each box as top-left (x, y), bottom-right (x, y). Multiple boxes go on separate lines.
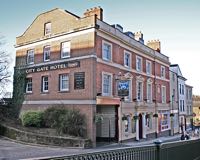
top-left (39, 138), bottom-right (200, 160)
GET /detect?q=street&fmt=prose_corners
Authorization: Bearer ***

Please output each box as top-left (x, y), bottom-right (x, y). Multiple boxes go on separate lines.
top-left (0, 137), bottom-right (84, 160)
top-left (0, 134), bottom-right (182, 160)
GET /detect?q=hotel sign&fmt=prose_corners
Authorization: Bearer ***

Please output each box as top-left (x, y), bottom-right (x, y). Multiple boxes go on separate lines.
top-left (118, 80), bottom-right (129, 97)
top-left (25, 61), bottom-right (80, 74)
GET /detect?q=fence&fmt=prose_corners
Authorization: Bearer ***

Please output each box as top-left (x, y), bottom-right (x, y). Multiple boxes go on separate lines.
top-left (39, 138), bottom-right (200, 160)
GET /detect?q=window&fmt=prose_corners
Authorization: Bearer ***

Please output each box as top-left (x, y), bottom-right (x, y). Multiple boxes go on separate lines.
top-left (26, 78), bottom-right (32, 93)
top-left (124, 51), bottom-right (131, 68)
top-left (146, 61), bottom-right (151, 75)
top-left (124, 80), bottom-right (132, 102)
top-left (182, 85), bottom-right (184, 95)
top-left (160, 111), bottom-right (169, 131)
top-left (172, 73), bottom-right (175, 81)
top-left (137, 81), bottom-right (143, 101)
top-left (102, 73), bottom-right (112, 96)
top-left (183, 100), bottom-right (185, 111)
top-left (102, 41), bottom-right (112, 61)
top-left (147, 83), bottom-right (152, 103)
top-left (161, 86), bottom-right (166, 103)
top-left (61, 41), bottom-right (70, 58)
top-left (161, 66), bottom-right (165, 78)
top-left (27, 49), bottom-right (34, 64)
top-left (173, 89), bottom-right (176, 101)
top-left (42, 76), bottom-right (48, 92)
top-left (136, 56), bottom-right (142, 72)
top-left (179, 84), bottom-right (182, 94)
top-left (180, 100), bottom-right (182, 111)
top-left (146, 116), bottom-right (152, 129)
top-left (59, 74), bottom-right (69, 91)
top-left (43, 46), bottom-right (50, 61)
top-left (44, 22), bottom-right (51, 35)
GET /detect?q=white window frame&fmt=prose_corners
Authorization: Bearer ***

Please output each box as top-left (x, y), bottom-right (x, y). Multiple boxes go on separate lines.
top-left (59, 74), bottom-right (69, 91)
top-left (146, 60), bottom-right (152, 75)
top-left (43, 45), bottom-right (50, 61)
top-left (161, 66), bottom-right (166, 79)
top-left (147, 82), bottom-right (152, 103)
top-left (124, 51), bottom-right (131, 68)
top-left (136, 56), bottom-right (142, 72)
top-left (136, 81), bottom-right (143, 101)
top-left (44, 22), bottom-right (51, 35)
top-left (102, 40), bottom-right (112, 61)
top-left (27, 49), bottom-right (34, 64)
top-left (161, 85), bottom-right (166, 103)
top-left (26, 78), bottom-right (32, 93)
top-left (42, 76), bottom-right (49, 92)
top-left (102, 72), bottom-right (113, 96)
top-left (61, 41), bottom-right (70, 58)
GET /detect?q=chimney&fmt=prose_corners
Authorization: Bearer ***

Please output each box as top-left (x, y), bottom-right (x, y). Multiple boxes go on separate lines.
top-left (84, 6), bottom-right (103, 20)
top-left (134, 31), bottom-right (144, 44)
top-left (147, 40), bottom-right (161, 52)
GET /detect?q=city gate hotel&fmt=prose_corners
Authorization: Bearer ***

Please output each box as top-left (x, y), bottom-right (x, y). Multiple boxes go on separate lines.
top-left (15, 7), bottom-right (171, 146)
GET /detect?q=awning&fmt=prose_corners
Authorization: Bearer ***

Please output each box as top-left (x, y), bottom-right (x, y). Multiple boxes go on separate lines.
top-left (97, 96), bottom-right (120, 105)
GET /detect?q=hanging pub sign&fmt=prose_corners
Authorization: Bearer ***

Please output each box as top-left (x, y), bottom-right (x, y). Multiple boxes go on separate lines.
top-left (74, 72), bottom-right (85, 90)
top-left (118, 80), bottom-right (129, 97)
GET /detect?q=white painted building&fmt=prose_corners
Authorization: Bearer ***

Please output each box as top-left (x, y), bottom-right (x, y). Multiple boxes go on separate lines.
top-left (170, 64), bottom-right (187, 133)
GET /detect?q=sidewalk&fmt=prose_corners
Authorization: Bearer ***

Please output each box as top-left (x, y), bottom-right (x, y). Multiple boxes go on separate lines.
top-left (96, 134), bottom-right (182, 149)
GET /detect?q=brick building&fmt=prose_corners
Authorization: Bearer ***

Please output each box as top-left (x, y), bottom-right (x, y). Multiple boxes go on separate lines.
top-left (15, 7), bottom-right (171, 146)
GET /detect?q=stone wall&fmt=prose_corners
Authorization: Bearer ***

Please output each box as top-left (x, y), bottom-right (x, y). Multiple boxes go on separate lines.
top-left (0, 123), bottom-right (92, 148)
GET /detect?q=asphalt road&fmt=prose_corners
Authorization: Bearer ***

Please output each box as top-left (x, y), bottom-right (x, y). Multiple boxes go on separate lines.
top-left (0, 134), bottom-right (182, 160)
top-left (0, 137), bottom-right (85, 160)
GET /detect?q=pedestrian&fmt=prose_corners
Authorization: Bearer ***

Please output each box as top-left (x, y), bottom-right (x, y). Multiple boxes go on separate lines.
top-left (181, 133), bottom-right (185, 140)
top-left (185, 132), bottom-right (190, 140)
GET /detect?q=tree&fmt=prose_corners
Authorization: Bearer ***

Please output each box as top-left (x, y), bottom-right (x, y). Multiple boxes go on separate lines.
top-left (0, 35), bottom-right (11, 97)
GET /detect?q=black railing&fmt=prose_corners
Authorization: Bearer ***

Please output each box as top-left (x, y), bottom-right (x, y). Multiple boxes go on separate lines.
top-left (39, 138), bottom-right (200, 160)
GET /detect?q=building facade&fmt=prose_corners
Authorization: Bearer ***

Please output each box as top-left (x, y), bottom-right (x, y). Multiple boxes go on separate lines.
top-left (15, 7), bottom-right (171, 146)
top-left (169, 70), bottom-right (179, 135)
top-left (193, 96), bottom-right (200, 128)
top-left (185, 85), bottom-right (193, 129)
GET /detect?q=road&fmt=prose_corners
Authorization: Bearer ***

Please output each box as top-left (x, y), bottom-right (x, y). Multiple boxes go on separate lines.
top-left (0, 137), bottom-right (85, 160)
top-left (0, 134), bottom-right (182, 160)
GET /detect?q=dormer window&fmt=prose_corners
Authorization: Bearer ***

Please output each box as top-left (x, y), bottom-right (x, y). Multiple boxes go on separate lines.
top-left (44, 22), bottom-right (51, 35)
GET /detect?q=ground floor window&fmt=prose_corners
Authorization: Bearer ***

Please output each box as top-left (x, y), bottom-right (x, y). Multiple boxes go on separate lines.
top-left (159, 111), bottom-right (170, 131)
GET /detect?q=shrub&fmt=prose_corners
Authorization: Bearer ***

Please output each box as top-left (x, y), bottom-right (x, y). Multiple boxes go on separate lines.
top-left (21, 111), bottom-right (44, 127)
top-left (43, 106), bottom-right (68, 128)
top-left (58, 109), bottom-right (86, 137)
top-left (43, 106), bottom-right (86, 137)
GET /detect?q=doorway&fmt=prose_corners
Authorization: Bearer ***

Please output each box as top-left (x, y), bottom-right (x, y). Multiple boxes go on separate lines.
top-left (139, 114), bottom-right (143, 139)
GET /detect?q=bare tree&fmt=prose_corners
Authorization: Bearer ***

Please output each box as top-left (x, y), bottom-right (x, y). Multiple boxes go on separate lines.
top-left (0, 35), bottom-right (11, 97)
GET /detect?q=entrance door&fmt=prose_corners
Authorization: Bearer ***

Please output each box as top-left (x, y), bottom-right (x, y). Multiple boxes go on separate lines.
top-left (139, 114), bottom-right (143, 139)
top-left (96, 106), bottom-right (118, 142)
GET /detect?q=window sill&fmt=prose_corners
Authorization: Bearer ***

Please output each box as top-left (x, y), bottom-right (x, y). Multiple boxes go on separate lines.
top-left (102, 58), bottom-right (112, 62)
top-left (44, 60), bottom-right (50, 62)
top-left (61, 56), bottom-right (70, 59)
top-left (58, 90), bottom-right (70, 93)
top-left (25, 92), bottom-right (33, 95)
top-left (41, 92), bottom-right (49, 94)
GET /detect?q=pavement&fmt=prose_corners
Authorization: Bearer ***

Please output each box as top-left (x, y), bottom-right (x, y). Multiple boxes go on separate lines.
top-left (0, 134), bottom-right (194, 160)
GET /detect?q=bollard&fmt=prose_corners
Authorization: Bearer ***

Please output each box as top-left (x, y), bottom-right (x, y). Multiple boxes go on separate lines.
top-left (154, 139), bottom-right (163, 160)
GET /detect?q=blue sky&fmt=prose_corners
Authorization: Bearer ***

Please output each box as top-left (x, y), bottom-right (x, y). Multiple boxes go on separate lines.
top-left (1, 0), bottom-right (200, 94)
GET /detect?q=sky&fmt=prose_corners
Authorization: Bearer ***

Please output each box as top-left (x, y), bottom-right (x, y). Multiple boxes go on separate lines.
top-left (0, 0), bottom-right (200, 95)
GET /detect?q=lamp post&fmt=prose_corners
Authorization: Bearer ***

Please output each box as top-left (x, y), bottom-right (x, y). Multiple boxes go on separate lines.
top-left (171, 95), bottom-right (174, 136)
